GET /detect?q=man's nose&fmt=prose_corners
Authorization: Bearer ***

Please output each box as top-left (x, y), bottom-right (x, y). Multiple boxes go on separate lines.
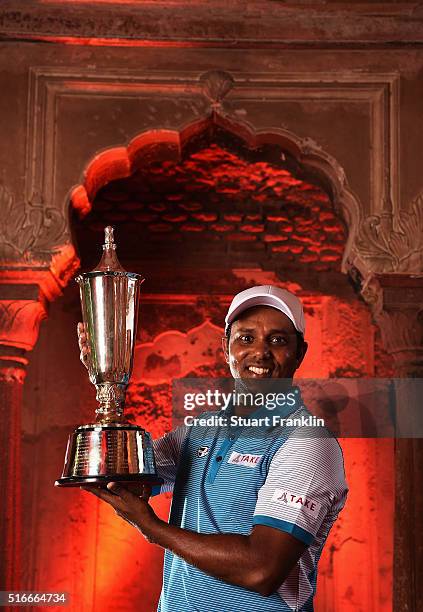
top-left (252, 339), bottom-right (271, 358)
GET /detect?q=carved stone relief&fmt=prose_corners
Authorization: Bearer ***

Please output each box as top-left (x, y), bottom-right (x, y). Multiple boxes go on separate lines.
top-left (0, 297), bottom-right (47, 370)
top-left (358, 273), bottom-right (423, 376)
top-left (0, 184), bottom-right (67, 262)
top-left (352, 192), bottom-right (423, 276)
top-left (199, 70), bottom-right (235, 108)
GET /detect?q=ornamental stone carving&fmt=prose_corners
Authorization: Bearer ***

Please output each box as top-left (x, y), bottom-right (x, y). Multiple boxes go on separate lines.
top-left (199, 70), bottom-right (235, 107)
top-left (0, 184), bottom-right (67, 262)
top-left (353, 193), bottom-right (423, 275)
top-left (358, 274), bottom-right (423, 377)
top-left (0, 295), bottom-right (47, 369)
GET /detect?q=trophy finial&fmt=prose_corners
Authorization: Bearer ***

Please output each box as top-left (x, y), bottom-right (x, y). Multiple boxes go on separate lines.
top-left (104, 226), bottom-right (115, 249)
top-left (91, 225), bottom-right (125, 272)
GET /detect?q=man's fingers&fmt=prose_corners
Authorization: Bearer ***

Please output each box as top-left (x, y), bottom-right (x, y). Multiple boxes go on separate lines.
top-left (81, 482), bottom-right (149, 509)
top-left (77, 322), bottom-right (90, 371)
top-left (80, 486), bottom-right (124, 510)
top-left (107, 481), bottom-right (139, 503)
top-left (77, 322), bottom-right (87, 343)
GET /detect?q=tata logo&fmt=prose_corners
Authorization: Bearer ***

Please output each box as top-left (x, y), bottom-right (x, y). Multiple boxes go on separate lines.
top-left (271, 489), bottom-right (322, 518)
top-left (197, 446), bottom-right (209, 458)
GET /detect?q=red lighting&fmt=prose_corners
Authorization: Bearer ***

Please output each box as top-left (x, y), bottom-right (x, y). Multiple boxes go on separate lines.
top-left (15, 116), bottom-right (393, 611)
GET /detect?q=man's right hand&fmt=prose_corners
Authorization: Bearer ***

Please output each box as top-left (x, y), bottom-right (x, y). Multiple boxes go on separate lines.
top-left (77, 322), bottom-right (89, 369)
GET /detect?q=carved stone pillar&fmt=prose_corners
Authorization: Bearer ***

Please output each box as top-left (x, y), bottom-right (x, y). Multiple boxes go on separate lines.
top-left (0, 364), bottom-right (25, 591)
top-left (360, 274), bottom-right (423, 612)
top-left (0, 284), bottom-right (47, 590)
top-left (0, 175), bottom-right (79, 592)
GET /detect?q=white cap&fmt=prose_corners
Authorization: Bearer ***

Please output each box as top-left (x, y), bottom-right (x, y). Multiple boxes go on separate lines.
top-left (225, 285), bottom-right (305, 335)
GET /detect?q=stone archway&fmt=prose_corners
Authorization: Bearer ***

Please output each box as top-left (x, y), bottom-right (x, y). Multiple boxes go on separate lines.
top-left (69, 111), bottom-right (362, 278)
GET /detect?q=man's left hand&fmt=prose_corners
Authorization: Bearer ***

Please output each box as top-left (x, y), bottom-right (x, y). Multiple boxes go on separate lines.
top-left (81, 482), bottom-right (159, 540)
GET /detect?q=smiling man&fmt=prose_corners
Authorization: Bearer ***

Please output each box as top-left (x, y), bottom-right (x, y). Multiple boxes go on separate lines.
top-left (79, 285), bottom-right (348, 612)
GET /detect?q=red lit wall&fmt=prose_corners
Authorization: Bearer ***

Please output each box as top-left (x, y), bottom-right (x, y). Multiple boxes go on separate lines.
top-left (21, 142), bottom-right (394, 611)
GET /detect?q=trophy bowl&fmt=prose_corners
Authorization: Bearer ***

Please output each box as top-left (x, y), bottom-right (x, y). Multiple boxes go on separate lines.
top-left (55, 226), bottom-right (163, 491)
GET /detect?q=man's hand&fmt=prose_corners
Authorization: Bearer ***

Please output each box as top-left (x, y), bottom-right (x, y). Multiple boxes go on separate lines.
top-left (81, 482), bottom-right (160, 540)
top-left (77, 322), bottom-right (90, 369)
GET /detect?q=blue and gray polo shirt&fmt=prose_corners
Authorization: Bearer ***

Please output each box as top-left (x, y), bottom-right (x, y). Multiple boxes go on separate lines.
top-left (153, 389), bottom-right (348, 612)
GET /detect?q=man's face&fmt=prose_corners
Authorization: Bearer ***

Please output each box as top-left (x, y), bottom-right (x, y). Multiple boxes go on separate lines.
top-left (222, 305), bottom-right (307, 381)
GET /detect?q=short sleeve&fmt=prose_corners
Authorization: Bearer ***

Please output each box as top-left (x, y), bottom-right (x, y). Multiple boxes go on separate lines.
top-left (253, 432), bottom-right (348, 545)
top-left (151, 424), bottom-right (189, 496)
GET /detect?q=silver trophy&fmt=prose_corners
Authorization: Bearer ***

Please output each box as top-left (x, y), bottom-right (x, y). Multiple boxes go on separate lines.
top-left (55, 226), bottom-right (162, 490)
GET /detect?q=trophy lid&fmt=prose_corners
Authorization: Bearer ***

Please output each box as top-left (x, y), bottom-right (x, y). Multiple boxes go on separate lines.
top-left (91, 226), bottom-right (126, 273)
top-left (76, 226), bottom-right (144, 282)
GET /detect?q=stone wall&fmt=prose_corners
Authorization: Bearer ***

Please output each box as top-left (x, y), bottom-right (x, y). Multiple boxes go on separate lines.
top-left (1, 3), bottom-right (422, 611)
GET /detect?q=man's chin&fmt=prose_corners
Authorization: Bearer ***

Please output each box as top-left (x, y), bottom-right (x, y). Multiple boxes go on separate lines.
top-left (236, 375), bottom-right (293, 394)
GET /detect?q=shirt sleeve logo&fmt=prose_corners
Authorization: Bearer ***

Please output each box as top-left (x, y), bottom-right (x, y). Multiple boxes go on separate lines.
top-left (228, 451), bottom-right (263, 467)
top-left (271, 489), bottom-right (322, 518)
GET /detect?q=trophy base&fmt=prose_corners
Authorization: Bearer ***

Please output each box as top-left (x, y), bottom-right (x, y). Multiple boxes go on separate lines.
top-left (56, 423), bottom-right (163, 494)
top-left (55, 473), bottom-right (163, 494)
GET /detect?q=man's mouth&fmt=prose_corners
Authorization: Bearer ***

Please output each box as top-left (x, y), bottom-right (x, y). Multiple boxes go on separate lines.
top-left (247, 365), bottom-right (271, 376)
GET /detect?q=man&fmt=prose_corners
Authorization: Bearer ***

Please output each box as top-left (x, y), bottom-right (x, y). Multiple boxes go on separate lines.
top-left (78, 285), bottom-right (348, 611)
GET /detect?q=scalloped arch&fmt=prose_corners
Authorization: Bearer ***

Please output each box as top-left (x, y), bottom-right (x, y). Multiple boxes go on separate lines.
top-left (70, 113), bottom-right (362, 273)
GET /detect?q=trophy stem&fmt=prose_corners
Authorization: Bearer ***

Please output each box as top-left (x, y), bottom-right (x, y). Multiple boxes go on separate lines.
top-left (95, 382), bottom-right (126, 423)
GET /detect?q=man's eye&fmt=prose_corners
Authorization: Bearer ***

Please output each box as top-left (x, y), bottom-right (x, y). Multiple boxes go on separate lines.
top-left (238, 334), bottom-right (253, 343)
top-left (270, 336), bottom-right (287, 344)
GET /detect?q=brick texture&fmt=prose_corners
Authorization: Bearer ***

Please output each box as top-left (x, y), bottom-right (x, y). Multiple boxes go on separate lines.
top-left (77, 143), bottom-right (346, 273)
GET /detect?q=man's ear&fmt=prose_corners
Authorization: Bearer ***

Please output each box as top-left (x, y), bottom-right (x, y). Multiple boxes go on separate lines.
top-left (221, 336), bottom-right (230, 364)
